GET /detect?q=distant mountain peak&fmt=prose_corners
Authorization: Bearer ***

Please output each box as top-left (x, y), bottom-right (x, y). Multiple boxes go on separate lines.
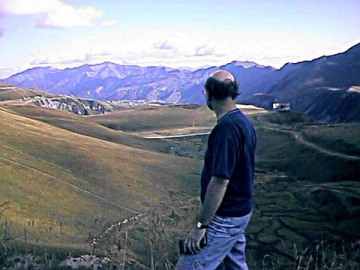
top-left (19, 66), bottom-right (59, 74)
top-left (233, 61), bottom-right (257, 68)
top-left (227, 61), bottom-right (275, 70)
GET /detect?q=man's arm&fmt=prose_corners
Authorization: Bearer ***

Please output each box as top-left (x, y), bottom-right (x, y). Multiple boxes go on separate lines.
top-left (198, 176), bottom-right (229, 225)
top-left (184, 176), bottom-right (229, 254)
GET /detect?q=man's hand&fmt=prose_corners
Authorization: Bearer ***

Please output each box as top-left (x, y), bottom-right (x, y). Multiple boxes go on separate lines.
top-left (181, 177), bottom-right (228, 255)
top-left (184, 227), bottom-right (207, 254)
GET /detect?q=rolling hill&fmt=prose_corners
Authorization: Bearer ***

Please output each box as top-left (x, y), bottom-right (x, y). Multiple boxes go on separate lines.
top-left (0, 95), bottom-right (202, 256)
top-left (0, 84), bottom-right (48, 101)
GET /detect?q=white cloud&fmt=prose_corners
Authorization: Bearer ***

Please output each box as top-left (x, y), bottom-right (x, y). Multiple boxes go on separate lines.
top-left (25, 28), bottom-right (346, 70)
top-left (101, 20), bottom-right (116, 27)
top-left (153, 40), bottom-right (175, 50)
top-left (0, 0), bottom-right (103, 28)
top-left (0, 66), bottom-right (24, 79)
top-left (0, 0), bottom-right (58, 15)
top-left (194, 44), bottom-right (225, 57)
top-left (38, 6), bottom-right (102, 28)
top-left (24, 29), bottom-right (234, 69)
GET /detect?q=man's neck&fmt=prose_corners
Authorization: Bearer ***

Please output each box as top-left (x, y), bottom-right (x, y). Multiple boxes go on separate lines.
top-left (213, 99), bottom-right (237, 120)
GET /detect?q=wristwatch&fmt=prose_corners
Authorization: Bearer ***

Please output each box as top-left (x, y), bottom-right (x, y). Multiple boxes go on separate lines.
top-left (196, 221), bottom-right (209, 229)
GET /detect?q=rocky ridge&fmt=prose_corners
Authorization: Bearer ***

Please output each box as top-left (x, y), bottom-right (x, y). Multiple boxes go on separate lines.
top-left (24, 96), bottom-right (111, 115)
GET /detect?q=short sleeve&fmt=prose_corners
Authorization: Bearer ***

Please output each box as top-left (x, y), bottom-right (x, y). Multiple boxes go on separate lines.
top-left (211, 126), bottom-right (240, 179)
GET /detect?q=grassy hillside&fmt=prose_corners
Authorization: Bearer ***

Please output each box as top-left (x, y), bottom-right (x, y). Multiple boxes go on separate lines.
top-left (90, 104), bottom-right (216, 132)
top-left (302, 123), bottom-right (360, 156)
top-left (0, 105), bottom-right (200, 254)
top-left (0, 84), bottom-right (47, 101)
top-left (2, 103), bottom-right (179, 155)
top-left (257, 110), bottom-right (312, 125)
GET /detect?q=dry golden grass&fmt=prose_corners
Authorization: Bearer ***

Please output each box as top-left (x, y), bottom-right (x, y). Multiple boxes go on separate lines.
top-left (0, 84), bottom-right (47, 101)
top-left (0, 105), bottom-right (200, 253)
top-left (91, 104), bottom-right (266, 132)
top-left (89, 104), bottom-right (216, 132)
top-left (2, 103), bottom-right (177, 154)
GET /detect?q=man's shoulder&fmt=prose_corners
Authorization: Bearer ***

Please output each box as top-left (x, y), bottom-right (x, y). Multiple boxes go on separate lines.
top-left (218, 109), bottom-right (251, 128)
top-left (218, 110), bottom-right (255, 139)
top-left (213, 116), bottom-right (241, 139)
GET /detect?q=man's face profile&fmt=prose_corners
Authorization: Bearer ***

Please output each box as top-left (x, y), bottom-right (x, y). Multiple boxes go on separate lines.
top-left (203, 89), bottom-right (213, 111)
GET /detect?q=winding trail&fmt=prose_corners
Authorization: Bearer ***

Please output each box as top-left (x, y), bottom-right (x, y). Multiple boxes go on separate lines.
top-left (296, 132), bottom-right (359, 160)
top-left (143, 131), bottom-right (210, 139)
top-left (91, 213), bottom-right (147, 247)
top-left (256, 113), bottom-right (360, 161)
top-left (143, 113), bottom-right (360, 160)
top-left (142, 115), bottom-right (360, 160)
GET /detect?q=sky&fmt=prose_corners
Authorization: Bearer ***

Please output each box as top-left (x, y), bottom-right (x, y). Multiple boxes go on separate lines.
top-left (0, 0), bottom-right (359, 79)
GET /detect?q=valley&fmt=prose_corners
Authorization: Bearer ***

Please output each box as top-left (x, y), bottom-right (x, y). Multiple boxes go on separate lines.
top-left (0, 89), bottom-right (359, 268)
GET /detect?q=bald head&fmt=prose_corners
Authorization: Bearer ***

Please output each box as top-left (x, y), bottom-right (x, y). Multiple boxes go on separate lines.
top-left (210, 70), bottom-right (235, 83)
top-left (204, 70), bottom-right (239, 101)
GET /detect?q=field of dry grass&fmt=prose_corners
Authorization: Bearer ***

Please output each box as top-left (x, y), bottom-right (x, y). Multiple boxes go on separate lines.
top-left (0, 104), bottom-right (200, 256)
top-left (89, 104), bottom-right (216, 132)
top-left (0, 84), bottom-right (48, 101)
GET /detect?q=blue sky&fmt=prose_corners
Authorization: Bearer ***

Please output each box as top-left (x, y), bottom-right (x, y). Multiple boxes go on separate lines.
top-left (0, 0), bottom-right (359, 78)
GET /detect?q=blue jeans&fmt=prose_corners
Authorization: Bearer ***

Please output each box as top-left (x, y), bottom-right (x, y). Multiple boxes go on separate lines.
top-left (175, 211), bottom-right (252, 270)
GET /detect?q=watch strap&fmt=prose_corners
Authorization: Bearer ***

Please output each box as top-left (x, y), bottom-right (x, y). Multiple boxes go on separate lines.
top-left (196, 221), bottom-right (209, 229)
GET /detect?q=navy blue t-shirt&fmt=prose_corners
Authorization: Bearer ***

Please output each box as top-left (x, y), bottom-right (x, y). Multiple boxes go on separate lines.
top-left (201, 108), bottom-right (256, 217)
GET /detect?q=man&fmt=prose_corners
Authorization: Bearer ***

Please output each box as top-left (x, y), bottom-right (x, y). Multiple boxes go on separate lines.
top-left (175, 70), bottom-right (256, 270)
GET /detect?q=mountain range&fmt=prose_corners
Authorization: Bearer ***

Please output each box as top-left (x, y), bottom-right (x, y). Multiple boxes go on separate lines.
top-left (2, 43), bottom-right (360, 122)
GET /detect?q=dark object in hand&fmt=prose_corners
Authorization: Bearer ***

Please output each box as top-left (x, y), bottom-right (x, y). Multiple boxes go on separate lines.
top-left (179, 235), bottom-right (208, 255)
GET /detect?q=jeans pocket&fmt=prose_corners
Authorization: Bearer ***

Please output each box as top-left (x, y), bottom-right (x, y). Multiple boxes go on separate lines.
top-left (207, 215), bottom-right (228, 238)
top-left (214, 213), bottom-right (252, 237)
top-left (225, 225), bottom-right (243, 237)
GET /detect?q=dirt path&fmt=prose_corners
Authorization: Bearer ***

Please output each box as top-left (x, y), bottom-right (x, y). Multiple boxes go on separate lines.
top-left (144, 113), bottom-right (360, 160)
top-left (91, 213), bottom-right (147, 247)
top-left (2, 144), bottom-right (74, 174)
top-left (296, 133), bottom-right (360, 160)
top-left (143, 131), bottom-right (210, 139)
top-left (91, 189), bottom-right (200, 268)
top-left (256, 113), bottom-right (360, 161)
